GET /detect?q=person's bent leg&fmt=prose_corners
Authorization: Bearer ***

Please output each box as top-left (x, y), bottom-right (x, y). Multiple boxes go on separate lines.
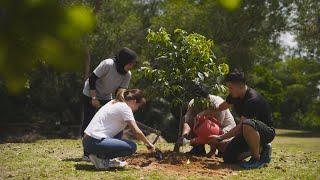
top-left (223, 135), bottom-right (250, 163)
top-left (241, 119), bottom-right (275, 169)
top-left (254, 120), bottom-right (276, 163)
top-left (242, 119), bottom-right (261, 160)
top-left (81, 96), bottom-right (98, 159)
top-left (93, 138), bottom-right (137, 159)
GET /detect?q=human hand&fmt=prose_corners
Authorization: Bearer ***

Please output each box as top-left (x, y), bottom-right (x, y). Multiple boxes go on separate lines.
top-left (182, 138), bottom-right (190, 146)
top-left (208, 135), bottom-right (223, 144)
top-left (146, 144), bottom-right (156, 152)
top-left (91, 99), bottom-right (101, 108)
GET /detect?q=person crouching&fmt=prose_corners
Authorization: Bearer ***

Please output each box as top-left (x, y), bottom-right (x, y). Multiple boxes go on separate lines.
top-left (83, 89), bottom-right (155, 170)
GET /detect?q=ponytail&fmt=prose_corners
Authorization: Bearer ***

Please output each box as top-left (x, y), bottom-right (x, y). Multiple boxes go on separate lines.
top-left (115, 88), bottom-right (146, 106)
top-left (116, 88), bottom-right (126, 102)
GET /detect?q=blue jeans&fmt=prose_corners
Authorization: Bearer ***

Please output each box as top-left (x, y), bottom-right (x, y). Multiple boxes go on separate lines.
top-left (82, 132), bottom-right (137, 159)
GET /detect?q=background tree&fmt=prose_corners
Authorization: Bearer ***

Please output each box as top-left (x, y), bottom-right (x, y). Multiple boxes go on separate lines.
top-left (1, 0), bottom-right (319, 140)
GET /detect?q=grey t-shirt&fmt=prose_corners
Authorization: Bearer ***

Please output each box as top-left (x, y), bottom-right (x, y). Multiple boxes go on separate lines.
top-left (184, 95), bottom-right (236, 133)
top-left (83, 59), bottom-right (131, 100)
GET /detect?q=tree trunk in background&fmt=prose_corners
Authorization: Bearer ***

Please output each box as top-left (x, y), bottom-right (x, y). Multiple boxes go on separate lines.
top-left (173, 106), bottom-right (184, 152)
top-left (84, 39), bottom-right (91, 80)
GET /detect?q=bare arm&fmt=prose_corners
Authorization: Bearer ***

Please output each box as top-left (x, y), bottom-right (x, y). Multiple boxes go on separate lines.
top-left (208, 116), bottom-right (246, 143)
top-left (182, 123), bottom-right (191, 136)
top-left (126, 121), bottom-right (155, 150)
top-left (217, 101), bottom-right (232, 112)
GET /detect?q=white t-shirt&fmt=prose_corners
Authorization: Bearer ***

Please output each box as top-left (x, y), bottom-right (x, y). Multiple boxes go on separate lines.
top-left (84, 100), bottom-right (135, 139)
top-left (83, 59), bottom-right (131, 100)
top-left (185, 95), bottom-right (236, 133)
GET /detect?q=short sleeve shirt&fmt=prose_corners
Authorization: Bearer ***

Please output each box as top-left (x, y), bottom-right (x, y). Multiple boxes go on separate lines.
top-left (83, 59), bottom-right (131, 100)
top-left (84, 100), bottom-right (135, 139)
top-left (226, 87), bottom-right (273, 127)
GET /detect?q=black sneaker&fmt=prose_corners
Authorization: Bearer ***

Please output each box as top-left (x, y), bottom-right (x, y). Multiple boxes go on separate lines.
top-left (261, 143), bottom-right (272, 163)
top-left (186, 145), bottom-right (206, 156)
top-left (82, 151), bottom-right (90, 162)
top-left (82, 154), bottom-right (90, 162)
top-left (240, 157), bottom-right (266, 169)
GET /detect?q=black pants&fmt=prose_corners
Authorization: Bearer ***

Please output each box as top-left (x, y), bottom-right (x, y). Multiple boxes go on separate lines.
top-left (80, 95), bottom-right (110, 137)
top-left (223, 119), bottom-right (275, 163)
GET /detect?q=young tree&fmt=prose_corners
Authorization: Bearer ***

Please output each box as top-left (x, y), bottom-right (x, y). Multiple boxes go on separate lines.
top-left (139, 28), bottom-right (229, 152)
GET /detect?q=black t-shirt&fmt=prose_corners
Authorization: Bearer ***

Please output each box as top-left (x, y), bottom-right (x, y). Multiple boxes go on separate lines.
top-left (226, 87), bottom-right (273, 127)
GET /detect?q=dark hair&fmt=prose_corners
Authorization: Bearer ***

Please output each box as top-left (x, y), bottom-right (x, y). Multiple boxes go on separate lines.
top-left (114, 47), bottom-right (138, 75)
top-left (192, 83), bottom-right (209, 98)
top-left (116, 88), bottom-right (146, 107)
top-left (224, 69), bottom-right (246, 84)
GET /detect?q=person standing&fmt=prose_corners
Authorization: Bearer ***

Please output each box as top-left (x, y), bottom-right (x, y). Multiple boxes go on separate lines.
top-left (81, 47), bottom-right (138, 160)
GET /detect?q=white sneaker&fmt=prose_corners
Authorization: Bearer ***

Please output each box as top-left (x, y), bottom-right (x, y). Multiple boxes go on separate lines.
top-left (89, 154), bottom-right (109, 170)
top-left (109, 158), bottom-right (127, 168)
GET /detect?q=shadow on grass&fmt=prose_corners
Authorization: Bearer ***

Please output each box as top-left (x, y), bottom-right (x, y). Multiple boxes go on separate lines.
top-left (74, 164), bottom-right (130, 172)
top-left (62, 157), bottom-right (83, 162)
top-left (276, 131), bottom-right (320, 138)
top-left (203, 161), bottom-right (242, 171)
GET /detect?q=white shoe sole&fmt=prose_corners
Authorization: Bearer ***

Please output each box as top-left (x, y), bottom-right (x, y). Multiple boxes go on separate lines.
top-left (89, 155), bottom-right (109, 170)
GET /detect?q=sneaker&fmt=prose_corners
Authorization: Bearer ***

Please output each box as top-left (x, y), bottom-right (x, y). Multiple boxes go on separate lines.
top-left (108, 158), bottom-right (127, 168)
top-left (82, 155), bottom-right (91, 162)
top-left (240, 157), bottom-right (266, 169)
top-left (240, 157), bottom-right (256, 168)
top-left (186, 145), bottom-right (206, 156)
top-left (89, 154), bottom-right (110, 170)
top-left (261, 143), bottom-right (272, 163)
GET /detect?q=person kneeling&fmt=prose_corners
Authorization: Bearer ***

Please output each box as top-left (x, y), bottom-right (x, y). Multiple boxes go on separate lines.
top-left (83, 89), bottom-right (155, 170)
top-left (181, 114), bottom-right (224, 157)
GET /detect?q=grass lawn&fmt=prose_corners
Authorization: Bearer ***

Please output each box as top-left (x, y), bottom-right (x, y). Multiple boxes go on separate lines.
top-left (0, 129), bottom-right (319, 179)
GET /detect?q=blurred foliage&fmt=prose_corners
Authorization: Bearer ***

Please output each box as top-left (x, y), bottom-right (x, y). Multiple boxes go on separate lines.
top-left (0, 0), bottom-right (94, 93)
top-left (0, 0), bottom-right (319, 140)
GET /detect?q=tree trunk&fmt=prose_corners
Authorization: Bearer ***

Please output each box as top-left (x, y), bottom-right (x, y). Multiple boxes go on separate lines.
top-left (84, 39), bottom-right (91, 80)
top-left (173, 105), bottom-right (184, 152)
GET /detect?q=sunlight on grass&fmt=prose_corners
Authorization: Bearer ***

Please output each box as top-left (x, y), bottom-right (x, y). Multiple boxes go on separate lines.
top-left (0, 129), bottom-right (319, 179)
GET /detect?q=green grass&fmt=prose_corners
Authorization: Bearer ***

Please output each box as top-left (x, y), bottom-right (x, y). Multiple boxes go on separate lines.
top-left (1, 129), bottom-right (320, 179)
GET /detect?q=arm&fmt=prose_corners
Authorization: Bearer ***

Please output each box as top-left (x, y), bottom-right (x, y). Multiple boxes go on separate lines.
top-left (221, 110), bottom-right (236, 133)
top-left (126, 120), bottom-right (155, 151)
top-left (217, 101), bottom-right (232, 112)
top-left (88, 60), bottom-right (111, 107)
top-left (182, 122), bottom-right (191, 136)
top-left (182, 100), bottom-right (196, 136)
top-left (197, 101), bottom-right (232, 117)
top-left (88, 73), bottom-right (100, 108)
top-left (178, 107), bottom-right (194, 145)
top-left (208, 116), bottom-right (246, 143)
